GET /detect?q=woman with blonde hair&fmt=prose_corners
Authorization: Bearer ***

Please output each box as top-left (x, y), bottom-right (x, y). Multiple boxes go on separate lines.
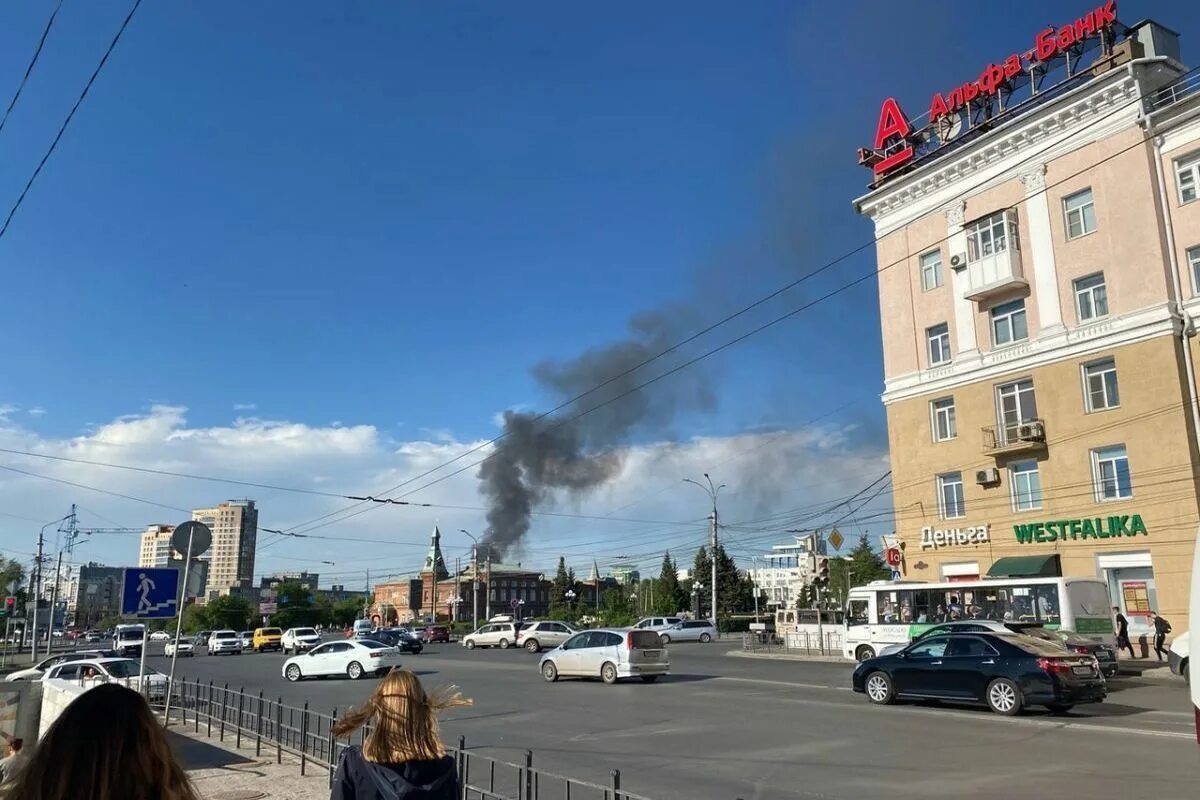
top-left (8, 683), bottom-right (198, 800)
top-left (330, 668), bottom-right (471, 800)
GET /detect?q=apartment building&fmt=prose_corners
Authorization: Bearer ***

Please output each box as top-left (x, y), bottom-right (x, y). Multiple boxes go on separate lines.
top-left (855, 13), bottom-right (1200, 636)
top-left (749, 534), bottom-right (826, 609)
top-left (193, 499), bottom-right (258, 597)
top-left (138, 524), bottom-right (176, 568)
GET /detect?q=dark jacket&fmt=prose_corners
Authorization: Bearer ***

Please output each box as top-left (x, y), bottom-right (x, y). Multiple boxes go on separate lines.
top-left (330, 746), bottom-right (458, 800)
top-left (1115, 614), bottom-right (1129, 639)
top-left (1153, 616), bottom-right (1171, 636)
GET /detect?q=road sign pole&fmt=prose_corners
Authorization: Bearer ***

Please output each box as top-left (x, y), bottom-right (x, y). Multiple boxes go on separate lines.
top-left (138, 625), bottom-right (149, 700)
top-left (163, 528), bottom-right (194, 727)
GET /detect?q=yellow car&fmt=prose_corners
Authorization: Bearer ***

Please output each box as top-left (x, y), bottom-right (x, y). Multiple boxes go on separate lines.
top-left (252, 627), bottom-right (283, 652)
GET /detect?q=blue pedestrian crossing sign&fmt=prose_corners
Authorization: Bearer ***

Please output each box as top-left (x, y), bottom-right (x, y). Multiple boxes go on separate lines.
top-left (121, 567), bottom-right (181, 619)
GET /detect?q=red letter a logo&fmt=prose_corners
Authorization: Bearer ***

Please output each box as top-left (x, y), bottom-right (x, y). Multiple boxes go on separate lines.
top-left (872, 97), bottom-right (914, 177)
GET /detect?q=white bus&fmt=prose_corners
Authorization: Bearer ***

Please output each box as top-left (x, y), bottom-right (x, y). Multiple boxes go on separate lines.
top-left (843, 577), bottom-right (1113, 662)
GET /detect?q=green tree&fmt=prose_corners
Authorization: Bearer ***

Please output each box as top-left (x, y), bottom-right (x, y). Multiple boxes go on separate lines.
top-left (206, 595), bottom-right (253, 630)
top-left (330, 597), bottom-right (363, 627)
top-left (655, 551), bottom-right (684, 615)
top-left (599, 588), bottom-right (635, 627)
top-left (829, 533), bottom-right (890, 606)
top-left (712, 544), bottom-right (749, 618)
top-left (270, 580), bottom-right (320, 629)
top-left (0, 558), bottom-right (24, 594)
top-left (548, 557), bottom-right (571, 619)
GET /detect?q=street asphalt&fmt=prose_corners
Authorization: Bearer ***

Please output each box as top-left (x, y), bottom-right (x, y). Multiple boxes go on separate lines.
top-left (142, 641), bottom-right (1196, 800)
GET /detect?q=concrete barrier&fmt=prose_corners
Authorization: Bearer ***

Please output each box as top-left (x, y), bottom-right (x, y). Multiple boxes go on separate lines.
top-left (38, 680), bottom-right (88, 739)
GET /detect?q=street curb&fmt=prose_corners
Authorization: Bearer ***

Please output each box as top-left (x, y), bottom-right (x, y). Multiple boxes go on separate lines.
top-left (725, 649), bottom-right (850, 664)
top-left (1114, 665), bottom-right (1181, 682)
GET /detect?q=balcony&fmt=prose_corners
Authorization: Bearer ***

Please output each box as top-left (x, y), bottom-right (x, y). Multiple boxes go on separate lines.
top-left (982, 419), bottom-right (1047, 456)
top-left (962, 245), bottom-right (1027, 303)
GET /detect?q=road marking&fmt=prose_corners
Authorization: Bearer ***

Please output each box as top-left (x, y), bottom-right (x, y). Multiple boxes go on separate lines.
top-left (712, 677), bottom-right (837, 691)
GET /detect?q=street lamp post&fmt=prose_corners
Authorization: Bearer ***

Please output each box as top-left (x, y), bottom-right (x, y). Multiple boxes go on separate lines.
top-left (564, 589), bottom-right (576, 622)
top-left (630, 592), bottom-right (638, 616)
top-left (516, 599), bottom-right (525, 621)
top-left (683, 474), bottom-right (725, 629)
top-left (459, 530), bottom-right (480, 631)
top-left (449, 595), bottom-right (462, 624)
top-left (691, 582), bottom-right (705, 619)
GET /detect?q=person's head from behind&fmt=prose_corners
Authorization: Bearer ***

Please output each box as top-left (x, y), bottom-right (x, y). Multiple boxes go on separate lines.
top-left (9, 683), bottom-right (196, 800)
top-left (333, 669), bottom-right (471, 763)
top-left (7, 737), bottom-right (21, 756)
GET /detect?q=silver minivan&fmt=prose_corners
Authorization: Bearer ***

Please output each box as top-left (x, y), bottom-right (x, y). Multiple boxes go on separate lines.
top-left (516, 621), bottom-right (577, 652)
top-left (539, 629), bottom-right (669, 684)
top-left (633, 617), bottom-right (682, 632)
top-left (659, 620), bottom-right (717, 644)
top-left (463, 622), bottom-right (520, 649)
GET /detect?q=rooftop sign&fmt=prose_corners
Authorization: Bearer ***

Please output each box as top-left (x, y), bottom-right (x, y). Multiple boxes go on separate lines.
top-left (859, 2), bottom-right (1121, 183)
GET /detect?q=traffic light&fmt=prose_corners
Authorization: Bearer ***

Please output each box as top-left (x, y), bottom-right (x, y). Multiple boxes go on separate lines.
top-left (815, 557), bottom-right (830, 586)
top-left (2, 596), bottom-right (14, 618)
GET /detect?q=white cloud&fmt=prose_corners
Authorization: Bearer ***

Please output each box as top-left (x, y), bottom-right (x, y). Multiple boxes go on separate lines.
top-left (27, 407), bottom-right (46, 418)
top-left (233, 403), bottom-right (257, 411)
top-left (0, 405), bottom-right (888, 589)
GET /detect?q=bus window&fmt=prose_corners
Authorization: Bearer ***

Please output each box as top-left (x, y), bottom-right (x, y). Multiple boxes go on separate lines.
top-left (877, 593), bottom-right (899, 623)
top-left (847, 599), bottom-right (869, 626)
top-left (1034, 585), bottom-right (1060, 623)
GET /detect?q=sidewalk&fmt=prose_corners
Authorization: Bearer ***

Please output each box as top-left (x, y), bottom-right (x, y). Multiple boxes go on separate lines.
top-left (725, 648), bottom-right (848, 664)
top-left (1115, 657), bottom-right (1178, 680)
top-left (168, 725), bottom-right (329, 800)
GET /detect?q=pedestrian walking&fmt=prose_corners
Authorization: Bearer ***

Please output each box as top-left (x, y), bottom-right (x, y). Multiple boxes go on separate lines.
top-left (1148, 611), bottom-right (1172, 661)
top-left (6, 683), bottom-right (198, 800)
top-left (330, 669), bottom-right (472, 800)
top-left (1113, 606), bottom-right (1135, 659)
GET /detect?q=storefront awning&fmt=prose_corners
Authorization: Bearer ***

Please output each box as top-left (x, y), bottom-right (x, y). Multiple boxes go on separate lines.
top-left (986, 554), bottom-right (1062, 578)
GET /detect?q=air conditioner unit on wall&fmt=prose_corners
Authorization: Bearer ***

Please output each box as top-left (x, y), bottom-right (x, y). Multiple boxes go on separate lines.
top-left (949, 253), bottom-right (967, 270)
top-left (976, 468), bottom-right (1000, 486)
top-left (1017, 421), bottom-right (1045, 442)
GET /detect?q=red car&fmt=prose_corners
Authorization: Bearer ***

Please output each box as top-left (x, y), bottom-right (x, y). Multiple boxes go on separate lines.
top-left (424, 625), bottom-right (451, 643)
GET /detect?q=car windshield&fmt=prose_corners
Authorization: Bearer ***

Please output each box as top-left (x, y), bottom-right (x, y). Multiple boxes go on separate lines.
top-left (260, 628), bottom-right (281, 636)
top-left (213, 631), bottom-right (236, 639)
top-left (116, 630), bottom-right (143, 640)
top-left (1003, 634), bottom-right (1079, 656)
top-left (294, 628), bottom-right (317, 637)
top-left (102, 660), bottom-right (142, 678)
top-left (358, 640), bottom-right (388, 649)
top-left (629, 631), bottom-right (662, 648)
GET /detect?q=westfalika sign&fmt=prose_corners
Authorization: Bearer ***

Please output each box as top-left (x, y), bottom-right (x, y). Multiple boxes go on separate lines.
top-left (862, 2), bottom-right (1119, 180)
top-left (1014, 514), bottom-right (1148, 544)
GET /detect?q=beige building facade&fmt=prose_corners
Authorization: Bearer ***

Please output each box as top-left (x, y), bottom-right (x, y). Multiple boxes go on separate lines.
top-left (856, 20), bottom-right (1200, 638)
top-left (193, 499), bottom-right (258, 597)
top-left (138, 524), bottom-right (176, 568)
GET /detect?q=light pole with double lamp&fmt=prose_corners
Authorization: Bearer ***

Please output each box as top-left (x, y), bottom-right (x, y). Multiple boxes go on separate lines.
top-left (683, 474), bottom-right (725, 628)
top-left (458, 529), bottom-right (480, 631)
top-left (564, 589), bottom-right (576, 623)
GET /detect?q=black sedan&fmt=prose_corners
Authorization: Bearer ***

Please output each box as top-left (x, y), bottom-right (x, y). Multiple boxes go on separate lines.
top-left (852, 632), bottom-right (1106, 715)
top-left (1019, 627), bottom-right (1120, 678)
top-left (365, 628), bottom-right (423, 654)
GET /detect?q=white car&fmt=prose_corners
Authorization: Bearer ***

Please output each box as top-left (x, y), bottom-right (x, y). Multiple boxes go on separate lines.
top-left (281, 627), bottom-right (322, 654)
top-left (164, 638), bottom-right (194, 657)
top-left (633, 617), bottom-right (682, 633)
top-left (282, 639), bottom-right (402, 682)
top-left (539, 629), bottom-right (669, 684)
top-left (149, 631), bottom-right (171, 642)
top-left (5, 650), bottom-right (114, 682)
top-left (207, 630), bottom-right (243, 655)
top-left (1169, 631), bottom-right (1190, 684)
top-left (43, 657), bottom-right (170, 700)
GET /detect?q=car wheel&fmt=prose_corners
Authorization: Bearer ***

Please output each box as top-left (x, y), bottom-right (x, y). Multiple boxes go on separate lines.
top-left (986, 678), bottom-right (1023, 716)
top-left (541, 661), bottom-right (559, 682)
top-left (699, 633), bottom-right (712, 643)
top-left (640, 675), bottom-right (659, 683)
top-left (347, 661), bottom-right (364, 680)
top-left (285, 664), bottom-right (302, 682)
top-left (525, 639), bottom-right (540, 653)
top-left (660, 634), bottom-right (671, 644)
top-left (1183, 660), bottom-right (1190, 686)
top-left (864, 671), bottom-right (894, 705)
top-left (1045, 703), bottom-right (1075, 714)
top-left (855, 645), bottom-right (876, 662)
top-left (465, 640), bottom-right (476, 650)
top-left (601, 662), bottom-right (618, 684)
top-left (498, 638), bottom-right (510, 650)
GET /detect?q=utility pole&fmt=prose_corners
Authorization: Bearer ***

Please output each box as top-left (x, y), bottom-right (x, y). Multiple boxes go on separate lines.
top-left (30, 531), bottom-right (44, 663)
top-left (484, 552), bottom-right (492, 620)
top-left (46, 506), bottom-right (78, 654)
top-left (684, 474), bottom-right (725, 629)
top-left (458, 530), bottom-right (480, 632)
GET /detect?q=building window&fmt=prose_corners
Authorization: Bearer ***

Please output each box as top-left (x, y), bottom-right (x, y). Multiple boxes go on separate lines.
top-left (1188, 246), bottom-right (1200, 293)
top-left (1083, 359), bottom-right (1120, 412)
top-left (966, 211), bottom-right (1009, 260)
top-left (990, 299), bottom-right (1028, 346)
top-left (1074, 273), bottom-right (1108, 322)
top-left (1092, 445), bottom-right (1132, 501)
top-left (931, 397), bottom-right (957, 442)
top-left (920, 250), bottom-right (943, 291)
top-left (1063, 188), bottom-right (1097, 238)
top-left (936, 473), bottom-right (965, 519)
top-left (1177, 152), bottom-right (1200, 205)
top-left (926, 323), bottom-right (952, 366)
top-left (1010, 460), bottom-right (1043, 511)
top-left (997, 378), bottom-right (1038, 442)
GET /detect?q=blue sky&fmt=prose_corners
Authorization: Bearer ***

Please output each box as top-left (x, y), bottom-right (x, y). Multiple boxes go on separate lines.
top-left (1, 2), bottom-right (1197, 584)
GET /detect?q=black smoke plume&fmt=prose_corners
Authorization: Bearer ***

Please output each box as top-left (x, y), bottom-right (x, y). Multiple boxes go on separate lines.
top-left (478, 309), bottom-right (715, 559)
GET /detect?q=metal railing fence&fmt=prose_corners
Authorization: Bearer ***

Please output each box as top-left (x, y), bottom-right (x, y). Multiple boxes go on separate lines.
top-left (740, 630), bottom-right (844, 657)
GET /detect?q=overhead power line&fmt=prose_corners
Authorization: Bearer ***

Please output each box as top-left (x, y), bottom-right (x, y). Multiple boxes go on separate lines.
top-left (0, 0), bottom-right (143, 242)
top-left (0, 0), bottom-right (65, 138)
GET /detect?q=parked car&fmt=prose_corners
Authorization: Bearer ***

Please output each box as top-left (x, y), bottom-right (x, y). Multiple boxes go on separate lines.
top-left (423, 625), bottom-right (451, 643)
top-left (1020, 626), bottom-right (1119, 678)
top-left (462, 622), bottom-right (520, 650)
top-left (1169, 631), bottom-right (1190, 684)
top-left (633, 617), bottom-right (682, 632)
top-left (878, 620), bottom-right (1046, 657)
top-left (659, 620), bottom-right (716, 644)
top-left (282, 627), bottom-right (322, 654)
top-left (5, 650), bottom-right (116, 682)
top-left (149, 631), bottom-right (171, 642)
top-left (207, 630), bottom-right (243, 655)
top-left (282, 639), bottom-right (403, 682)
top-left (193, 630), bottom-right (213, 648)
top-left (409, 626), bottom-right (427, 641)
top-left (516, 621), bottom-right (578, 653)
top-left (253, 627), bottom-right (283, 652)
top-left (853, 632), bottom-right (1106, 715)
top-left (43, 657), bottom-right (170, 700)
top-left (367, 629), bottom-right (423, 654)
top-left (539, 629), bottom-right (669, 684)
top-left (164, 638), bottom-right (194, 657)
